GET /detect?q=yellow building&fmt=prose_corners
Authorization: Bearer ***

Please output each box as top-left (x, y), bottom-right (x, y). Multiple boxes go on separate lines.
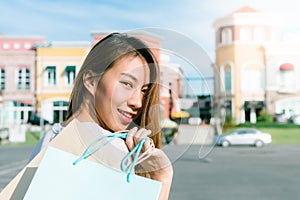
top-left (36, 41), bottom-right (90, 123)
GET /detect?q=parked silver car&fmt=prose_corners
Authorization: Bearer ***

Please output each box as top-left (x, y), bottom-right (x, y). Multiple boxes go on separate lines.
top-left (216, 128), bottom-right (272, 147)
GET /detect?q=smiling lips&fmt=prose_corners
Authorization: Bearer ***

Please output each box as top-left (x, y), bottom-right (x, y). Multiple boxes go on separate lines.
top-left (118, 109), bottom-right (136, 123)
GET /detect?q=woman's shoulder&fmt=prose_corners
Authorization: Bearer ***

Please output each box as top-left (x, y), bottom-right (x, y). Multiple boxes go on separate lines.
top-left (43, 123), bottom-right (64, 143)
top-left (51, 123), bottom-right (64, 134)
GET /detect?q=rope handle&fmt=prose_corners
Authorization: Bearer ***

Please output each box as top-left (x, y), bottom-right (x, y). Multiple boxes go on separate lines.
top-left (120, 137), bottom-right (147, 182)
top-left (72, 130), bottom-right (152, 183)
top-left (72, 131), bottom-right (127, 165)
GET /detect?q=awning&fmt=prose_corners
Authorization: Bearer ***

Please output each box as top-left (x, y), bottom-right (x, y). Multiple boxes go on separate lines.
top-left (65, 66), bottom-right (75, 72)
top-left (44, 66), bottom-right (56, 71)
top-left (280, 63), bottom-right (294, 71)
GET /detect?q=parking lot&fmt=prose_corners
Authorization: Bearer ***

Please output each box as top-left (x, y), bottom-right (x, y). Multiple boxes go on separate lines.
top-left (167, 144), bottom-right (300, 200)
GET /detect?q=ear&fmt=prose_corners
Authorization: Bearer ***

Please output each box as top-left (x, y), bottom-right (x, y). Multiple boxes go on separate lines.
top-left (83, 70), bottom-right (98, 96)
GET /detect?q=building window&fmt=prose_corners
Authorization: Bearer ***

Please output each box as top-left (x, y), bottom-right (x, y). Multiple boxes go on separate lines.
top-left (65, 66), bottom-right (76, 86)
top-left (225, 69), bottom-right (232, 91)
top-left (0, 68), bottom-right (5, 90)
top-left (222, 65), bottom-right (232, 92)
top-left (3, 43), bottom-right (10, 49)
top-left (13, 43), bottom-right (20, 49)
top-left (24, 43), bottom-right (31, 49)
top-left (221, 28), bottom-right (232, 45)
top-left (17, 67), bottom-right (30, 90)
top-left (240, 27), bottom-right (251, 42)
top-left (254, 27), bottom-right (265, 42)
top-left (279, 63), bottom-right (295, 91)
top-left (12, 101), bottom-right (32, 124)
top-left (53, 101), bottom-right (68, 123)
top-left (242, 69), bottom-right (265, 92)
top-left (44, 66), bottom-right (56, 86)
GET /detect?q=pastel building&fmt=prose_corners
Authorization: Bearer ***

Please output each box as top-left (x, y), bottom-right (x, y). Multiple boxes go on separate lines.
top-left (0, 35), bottom-right (45, 126)
top-left (35, 41), bottom-right (90, 124)
top-left (213, 6), bottom-right (300, 123)
top-left (265, 38), bottom-right (300, 118)
top-left (0, 30), bottom-right (183, 127)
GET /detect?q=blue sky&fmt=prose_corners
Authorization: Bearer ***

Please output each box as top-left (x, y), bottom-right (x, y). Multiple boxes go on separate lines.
top-left (1, 0), bottom-right (299, 61)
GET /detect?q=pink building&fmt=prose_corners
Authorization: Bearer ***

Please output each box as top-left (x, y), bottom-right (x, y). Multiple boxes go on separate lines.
top-left (0, 35), bottom-right (45, 126)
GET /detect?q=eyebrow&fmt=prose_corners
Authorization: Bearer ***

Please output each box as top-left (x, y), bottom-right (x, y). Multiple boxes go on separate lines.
top-left (120, 72), bottom-right (151, 89)
top-left (120, 73), bottom-right (138, 82)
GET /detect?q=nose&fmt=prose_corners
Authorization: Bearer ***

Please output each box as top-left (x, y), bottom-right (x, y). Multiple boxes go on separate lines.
top-left (127, 89), bottom-right (143, 109)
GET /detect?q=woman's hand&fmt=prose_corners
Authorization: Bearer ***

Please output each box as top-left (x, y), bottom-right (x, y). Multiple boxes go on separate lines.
top-left (125, 127), bottom-right (173, 200)
top-left (125, 127), bottom-right (153, 152)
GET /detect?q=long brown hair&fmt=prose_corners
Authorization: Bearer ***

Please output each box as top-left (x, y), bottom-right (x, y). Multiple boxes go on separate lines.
top-left (66, 33), bottom-right (162, 148)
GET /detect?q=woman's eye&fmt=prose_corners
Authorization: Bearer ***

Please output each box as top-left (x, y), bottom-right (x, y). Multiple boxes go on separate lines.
top-left (121, 81), bottom-right (133, 88)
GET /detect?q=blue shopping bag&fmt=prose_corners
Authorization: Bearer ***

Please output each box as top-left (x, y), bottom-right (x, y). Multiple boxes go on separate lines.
top-left (23, 133), bottom-right (162, 200)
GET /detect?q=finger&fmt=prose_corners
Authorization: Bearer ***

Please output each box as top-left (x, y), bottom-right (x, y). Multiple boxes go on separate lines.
top-left (134, 128), bottom-right (151, 145)
top-left (136, 129), bottom-right (152, 151)
top-left (142, 137), bottom-right (151, 152)
top-left (127, 128), bottom-right (152, 151)
top-left (126, 127), bottom-right (137, 151)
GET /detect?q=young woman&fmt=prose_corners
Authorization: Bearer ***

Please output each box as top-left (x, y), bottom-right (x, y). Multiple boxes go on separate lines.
top-left (30, 32), bottom-right (173, 200)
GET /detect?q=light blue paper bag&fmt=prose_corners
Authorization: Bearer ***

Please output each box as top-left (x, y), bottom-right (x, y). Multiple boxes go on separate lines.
top-left (23, 145), bottom-right (162, 199)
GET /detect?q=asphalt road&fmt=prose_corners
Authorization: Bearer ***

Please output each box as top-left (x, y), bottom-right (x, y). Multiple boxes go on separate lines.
top-left (166, 144), bottom-right (300, 200)
top-left (1, 138), bottom-right (300, 199)
top-left (0, 145), bottom-right (34, 191)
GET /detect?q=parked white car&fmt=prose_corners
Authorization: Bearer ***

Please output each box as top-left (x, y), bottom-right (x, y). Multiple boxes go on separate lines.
top-left (216, 128), bottom-right (272, 147)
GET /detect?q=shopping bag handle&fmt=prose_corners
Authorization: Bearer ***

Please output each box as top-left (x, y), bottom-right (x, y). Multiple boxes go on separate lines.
top-left (121, 136), bottom-right (147, 183)
top-left (72, 131), bottom-right (127, 165)
top-left (72, 131), bottom-right (147, 183)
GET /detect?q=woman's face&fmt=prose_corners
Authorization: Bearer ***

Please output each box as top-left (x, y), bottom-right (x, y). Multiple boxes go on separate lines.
top-left (94, 55), bottom-right (150, 131)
